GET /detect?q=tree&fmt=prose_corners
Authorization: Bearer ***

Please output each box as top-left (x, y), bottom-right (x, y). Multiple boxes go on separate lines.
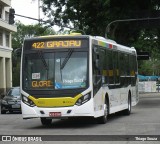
top-left (40, 0), bottom-right (160, 75)
top-left (41, 0), bottom-right (160, 45)
top-left (12, 21), bottom-right (56, 49)
top-left (41, 0), bottom-right (110, 36)
top-left (12, 21), bottom-right (56, 86)
top-left (133, 29), bottom-right (160, 75)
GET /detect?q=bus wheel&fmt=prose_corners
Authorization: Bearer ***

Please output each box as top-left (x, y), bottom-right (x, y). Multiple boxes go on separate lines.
top-left (123, 93), bottom-right (131, 115)
top-left (40, 118), bottom-right (52, 126)
top-left (9, 110), bottom-right (13, 113)
top-left (1, 106), bottom-right (6, 114)
top-left (97, 99), bottom-right (108, 124)
top-left (1, 110), bottom-right (6, 114)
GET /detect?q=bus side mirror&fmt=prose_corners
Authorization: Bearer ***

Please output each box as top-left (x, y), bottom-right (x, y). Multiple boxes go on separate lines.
top-left (95, 54), bottom-right (100, 69)
top-left (95, 59), bottom-right (100, 69)
top-left (93, 47), bottom-right (100, 70)
top-left (93, 58), bottom-right (100, 70)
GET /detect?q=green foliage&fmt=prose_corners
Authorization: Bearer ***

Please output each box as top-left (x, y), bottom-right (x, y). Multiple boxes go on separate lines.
top-left (133, 29), bottom-right (160, 76)
top-left (12, 21), bottom-right (56, 49)
top-left (133, 29), bottom-right (159, 54)
top-left (40, 0), bottom-right (160, 45)
top-left (41, 0), bottom-right (110, 36)
top-left (138, 59), bottom-right (160, 76)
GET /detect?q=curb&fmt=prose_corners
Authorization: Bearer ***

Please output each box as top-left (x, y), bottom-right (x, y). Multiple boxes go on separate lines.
top-left (139, 92), bottom-right (160, 96)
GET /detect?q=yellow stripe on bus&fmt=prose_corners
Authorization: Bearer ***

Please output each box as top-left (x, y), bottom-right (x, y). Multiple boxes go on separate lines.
top-left (28, 94), bottom-right (82, 107)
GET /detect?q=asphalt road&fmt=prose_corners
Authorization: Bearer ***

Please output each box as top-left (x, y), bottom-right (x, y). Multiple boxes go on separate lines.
top-left (0, 93), bottom-right (160, 144)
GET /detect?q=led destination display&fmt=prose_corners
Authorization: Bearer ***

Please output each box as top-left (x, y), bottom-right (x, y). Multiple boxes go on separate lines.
top-left (32, 40), bottom-right (82, 49)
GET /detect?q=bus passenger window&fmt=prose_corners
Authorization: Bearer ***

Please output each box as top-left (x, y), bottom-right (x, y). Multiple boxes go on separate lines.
top-left (108, 50), bottom-right (114, 84)
top-left (113, 51), bottom-right (119, 84)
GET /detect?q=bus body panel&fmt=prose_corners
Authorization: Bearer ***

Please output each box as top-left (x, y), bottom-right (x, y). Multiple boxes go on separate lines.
top-left (20, 34), bottom-right (139, 122)
top-left (93, 84), bottom-right (135, 116)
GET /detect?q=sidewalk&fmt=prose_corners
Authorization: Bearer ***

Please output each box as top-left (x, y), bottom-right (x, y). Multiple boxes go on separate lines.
top-left (139, 92), bottom-right (160, 97)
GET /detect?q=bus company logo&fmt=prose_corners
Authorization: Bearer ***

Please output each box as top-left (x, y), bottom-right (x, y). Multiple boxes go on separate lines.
top-left (2, 136), bottom-right (11, 141)
top-left (63, 100), bottom-right (73, 104)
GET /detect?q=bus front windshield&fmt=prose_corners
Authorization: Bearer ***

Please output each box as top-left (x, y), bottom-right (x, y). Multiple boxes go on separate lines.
top-left (23, 50), bottom-right (88, 90)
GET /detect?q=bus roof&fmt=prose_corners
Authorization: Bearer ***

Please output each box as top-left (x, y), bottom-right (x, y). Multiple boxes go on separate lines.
top-left (23, 34), bottom-right (136, 54)
top-left (92, 36), bottom-right (136, 55)
top-left (24, 34), bottom-right (90, 41)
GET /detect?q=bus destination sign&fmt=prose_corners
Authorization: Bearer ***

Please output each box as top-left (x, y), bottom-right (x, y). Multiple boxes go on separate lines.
top-left (32, 40), bottom-right (82, 49)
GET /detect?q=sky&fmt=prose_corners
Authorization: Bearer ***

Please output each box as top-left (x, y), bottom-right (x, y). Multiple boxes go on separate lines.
top-left (11, 0), bottom-right (60, 31)
top-left (11, 0), bottom-right (44, 25)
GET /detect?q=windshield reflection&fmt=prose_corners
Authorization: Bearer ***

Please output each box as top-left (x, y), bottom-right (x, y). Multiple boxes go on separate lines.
top-left (23, 51), bottom-right (88, 90)
top-left (55, 51), bottom-right (87, 89)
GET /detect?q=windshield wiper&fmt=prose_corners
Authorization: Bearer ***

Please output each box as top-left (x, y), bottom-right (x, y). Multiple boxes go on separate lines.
top-left (37, 50), bottom-right (48, 70)
top-left (60, 49), bottom-right (74, 70)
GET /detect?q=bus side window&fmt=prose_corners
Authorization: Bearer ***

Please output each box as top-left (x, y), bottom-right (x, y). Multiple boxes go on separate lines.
top-left (93, 45), bottom-right (100, 75)
top-left (133, 55), bottom-right (137, 86)
top-left (113, 51), bottom-right (119, 84)
top-left (92, 45), bottom-right (107, 93)
top-left (119, 52), bottom-right (125, 86)
top-left (96, 47), bottom-right (106, 82)
top-left (99, 48), bottom-right (106, 84)
top-left (108, 50), bottom-right (114, 84)
top-left (92, 45), bottom-right (102, 95)
top-left (105, 49), bottom-right (109, 85)
top-left (124, 54), bottom-right (129, 85)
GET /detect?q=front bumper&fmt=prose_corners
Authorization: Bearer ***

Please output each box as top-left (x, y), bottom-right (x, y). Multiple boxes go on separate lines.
top-left (1, 103), bottom-right (21, 112)
top-left (21, 99), bottom-right (94, 119)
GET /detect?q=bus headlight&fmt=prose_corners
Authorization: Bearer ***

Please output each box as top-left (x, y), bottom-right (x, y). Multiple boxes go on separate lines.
top-left (75, 93), bottom-right (91, 106)
top-left (21, 94), bottom-right (35, 107)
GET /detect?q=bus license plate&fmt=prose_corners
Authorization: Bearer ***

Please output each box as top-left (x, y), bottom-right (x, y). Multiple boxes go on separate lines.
top-left (49, 112), bottom-right (61, 117)
top-left (12, 104), bottom-right (20, 108)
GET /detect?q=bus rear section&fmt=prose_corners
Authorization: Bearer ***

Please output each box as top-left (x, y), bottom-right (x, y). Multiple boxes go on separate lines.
top-left (20, 35), bottom-right (96, 125)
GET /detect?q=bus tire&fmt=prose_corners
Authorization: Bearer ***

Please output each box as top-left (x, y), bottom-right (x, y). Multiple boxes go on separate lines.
top-left (9, 110), bottom-right (13, 113)
top-left (40, 118), bottom-right (52, 126)
top-left (1, 106), bottom-right (6, 114)
top-left (123, 93), bottom-right (131, 115)
top-left (1, 110), bottom-right (6, 114)
top-left (97, 98), bottom-right (108, 124)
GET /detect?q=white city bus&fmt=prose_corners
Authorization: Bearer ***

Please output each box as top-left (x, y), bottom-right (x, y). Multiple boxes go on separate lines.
top-left (20, 33), bottom-right (139, 125)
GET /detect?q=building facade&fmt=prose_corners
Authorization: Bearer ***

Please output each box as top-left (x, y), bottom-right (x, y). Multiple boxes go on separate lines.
top-left (0, 0), bottom-right (17, 96)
